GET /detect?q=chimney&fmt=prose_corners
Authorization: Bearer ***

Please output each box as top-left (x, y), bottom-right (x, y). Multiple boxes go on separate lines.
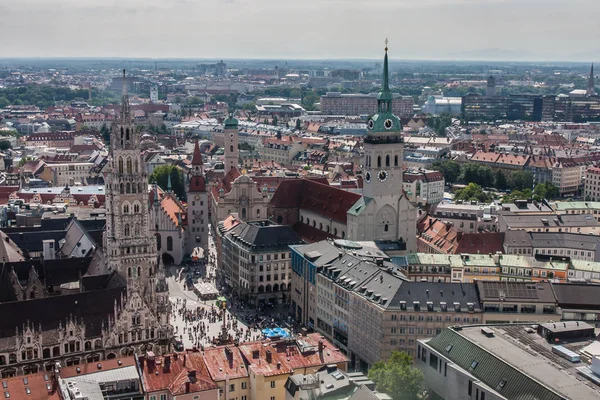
top-left (185, 381), bottom-right (190, 393)
top-left (164, 355), bottom-right (171, 372)
top-left (252, 349), bottom-right (259, 359)
top-left (188, 370), bottom-right (197, 382)
top-left (139, 356), bottom-right (145, 370)
top-left (183, 354), bottom-right (187, 367)
top-left (318, 340), bottom-right (324, 356)
top-left (265, 350), bottom-right (272, 364)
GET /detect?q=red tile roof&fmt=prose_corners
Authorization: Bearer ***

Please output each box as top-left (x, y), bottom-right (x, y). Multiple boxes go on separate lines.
top-left (140, 352), bottom-right (218, 395)
top-left (269, 179), bottom-right (361, 223)
top-left (0, 370), bottom-right (60, 400)
top-left (455, 232), bottom-right (505, 254)
top-left (60, 357), bottom-right (136, 378)
top-left (203, 346), bottom-right (249, 381)
top-left (191, 140), bottom-right (203, 166)
top-left (292, 222), bottom-right (337, 243)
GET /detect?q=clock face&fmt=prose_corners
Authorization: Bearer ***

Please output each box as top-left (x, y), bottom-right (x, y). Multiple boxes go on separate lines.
top-left (229, 133), bottom-right (235, 138)
top-left (378, 170), bottom-right (388, 182)
top-left (364, 171), bottom-right (372, 183)
top-left (384, 119), bottom-right (393, 130)
top-left (367, 119), bottom-right (374, 130)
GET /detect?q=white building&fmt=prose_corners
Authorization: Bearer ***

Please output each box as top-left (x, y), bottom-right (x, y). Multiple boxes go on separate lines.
top-left (402, 169), bottom-right (445, 205)
top-left (150, 85), bottom-right (159, 103)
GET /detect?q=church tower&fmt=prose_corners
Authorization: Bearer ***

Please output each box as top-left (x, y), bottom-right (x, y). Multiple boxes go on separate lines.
top-left (223, 112), bottom-right (239, 175)
top-left (588, 64), bottom-right (596, 96)
top-left (362, 40), bottom-right (404, 199)
top-left (104, 70), bottom-right (172, 351)
top-left (186, 140), bottom-right (209, 254)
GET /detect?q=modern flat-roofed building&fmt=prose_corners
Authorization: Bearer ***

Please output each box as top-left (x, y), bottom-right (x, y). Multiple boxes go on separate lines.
top-left (475, 280), bottom-right (559, 323)
top-left (417, 324), bottom-right (600, 400)
top-left (320, 92), bottom-right (413, 117)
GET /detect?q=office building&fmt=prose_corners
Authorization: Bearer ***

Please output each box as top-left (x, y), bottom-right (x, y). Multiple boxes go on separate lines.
top-left (320, 92), bottom-right (413, 117)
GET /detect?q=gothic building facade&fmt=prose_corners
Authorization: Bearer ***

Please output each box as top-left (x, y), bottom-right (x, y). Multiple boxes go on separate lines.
top-left (0, 71), bottom-right (173, 378)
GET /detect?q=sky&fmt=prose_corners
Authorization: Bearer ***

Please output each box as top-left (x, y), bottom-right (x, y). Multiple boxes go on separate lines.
top-left (1, 0), bottom-right (598, 61)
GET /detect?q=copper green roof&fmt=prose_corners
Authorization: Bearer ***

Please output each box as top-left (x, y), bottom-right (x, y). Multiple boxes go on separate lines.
top-left (224, 112), bottom-right (238, 129)
top-left (367, 41), bottom-right (401, 134)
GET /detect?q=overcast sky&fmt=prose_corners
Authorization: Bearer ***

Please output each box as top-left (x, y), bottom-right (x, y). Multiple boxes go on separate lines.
top-left (1, 0), bottom-right (598, 61)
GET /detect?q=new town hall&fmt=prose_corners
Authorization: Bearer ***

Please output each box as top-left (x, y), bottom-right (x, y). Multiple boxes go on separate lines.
top-left (0, 73), bottom-right (173, 377)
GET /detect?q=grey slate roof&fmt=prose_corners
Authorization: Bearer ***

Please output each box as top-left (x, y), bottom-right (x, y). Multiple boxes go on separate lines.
top-left (476, 281), bottom-right (556, 303)
top-left (228, 220), bottom-right (303, 251)
top-left (551, 282), bottom-right (600, 309)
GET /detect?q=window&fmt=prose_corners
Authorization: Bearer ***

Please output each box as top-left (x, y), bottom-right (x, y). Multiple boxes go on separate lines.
top-left (167, 236), bottom-right (173, 251)
top-left (160, 395), bottom-right (167, 400)
top-left (241, 382), bottom-right (247, 389)
top-left (270, 381), bottom-right (276, 388)
top-left (230, 384), bottom-right (235, 392)
top-left (429, 353), bottom-right (438, 370)
top-left (468, 380), bottom-right (472, 396)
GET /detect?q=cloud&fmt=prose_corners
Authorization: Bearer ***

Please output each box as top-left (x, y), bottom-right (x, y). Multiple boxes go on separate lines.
top-left (0, 0), bottom-right (597, 60)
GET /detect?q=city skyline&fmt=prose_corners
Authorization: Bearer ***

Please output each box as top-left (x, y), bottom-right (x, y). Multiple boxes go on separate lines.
top-left (2, 0), bottom-right (599, 61)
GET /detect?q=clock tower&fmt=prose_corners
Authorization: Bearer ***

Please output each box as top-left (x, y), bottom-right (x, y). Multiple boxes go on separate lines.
top-left (362, 40), bottom-right (404, 199)
top-left (223, 112), bottom-right (239, 175)
top-left (186, 140), bottom-right (209, 253)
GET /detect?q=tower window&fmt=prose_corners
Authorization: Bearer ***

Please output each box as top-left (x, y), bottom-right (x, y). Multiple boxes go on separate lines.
top-left (126, 128), bottom-right (130, 141)
top-left (386, 155), bottom-right (390, 167)
top-left (385, 224), bottom-right (389, 232)
top-left (124, 224), bottom-right (130, 237)
top-left (394, 155), bottom-right (399, 166)
top-left (118, 157), bottom-right (124, 174)
top-left (230, 145), bottom-right (234, 152)
top-left (120, 183), bottom-right (124, 194)
top-left (126, 157), bottom-right (132, 174)
top-left (167, 236), bottom-right (173, 251)
top-left (377, 156), bottom-right (381, 168)
top-left (241, 208), bottom-right (246, 219)
top-left (126, 183), bottom-right (131, 194)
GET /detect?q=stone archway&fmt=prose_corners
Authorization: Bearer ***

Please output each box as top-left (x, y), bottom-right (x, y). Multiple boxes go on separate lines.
top-left (162, 253), bottom-right (175, 265)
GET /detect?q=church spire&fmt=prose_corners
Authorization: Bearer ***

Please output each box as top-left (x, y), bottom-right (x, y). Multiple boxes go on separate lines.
top-left (377, 39), bottom-right (393, 104)
top-left (588, 63), bottom-right (596, 96)
top-left (383, 38), bottom-right (390, 92)
top-left (120, 69), bottom-right (131, 123)
top-left (191, 140), bottom-right (203, 166)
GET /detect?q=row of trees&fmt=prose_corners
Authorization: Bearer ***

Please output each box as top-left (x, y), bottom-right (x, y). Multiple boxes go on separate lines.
top-left (0, 85), bottom-right (120, 108)
top-left (432, 160), bottom-right (535, 191)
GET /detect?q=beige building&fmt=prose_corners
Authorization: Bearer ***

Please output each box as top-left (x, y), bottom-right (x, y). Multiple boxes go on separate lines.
top-left (256, 136), bottom-right (303, 166)
top-left (585, 166), bottom-right (600, 201)
top-left (402, 169), bottom-right (445, 205)
top-left (38, 162), bottom-right (96, 186)
top-left (552, 159), bottom-right (585, 195)
top-left (497, 211), bottom-right (600, 234)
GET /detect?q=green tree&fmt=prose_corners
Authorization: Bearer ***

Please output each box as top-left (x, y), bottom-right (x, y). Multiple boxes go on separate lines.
top-left (454, 183), bottom-right (493, 202)
top-left (462, 164), bottom-right (494, 187)
top-left (494, 170), bottom-right (508, 190)
top-left (431, 160), bottom-right (461, 184)
top-left (100, 124), bottom-right (110, 144)
top-left (503, 188), bottom-right (533, 202)
top-left (0, 97), bottom-right (10, 108)
top-left (508, 170), bottom-right (533, 191)
top-left (368, 351), bottom-right (424, 400)
top-left (0, 141), bottom-right (11, 151)
top-left (302, 93), bottom-right (320, 111)
top-left (272, 115), bottom-right (278, 126)
top-left (149, 165), bottom-right (186, 200)
top-left (427, 114), bottom-right (453, 136)
top-left (533, 182), bottom-right (560, 201)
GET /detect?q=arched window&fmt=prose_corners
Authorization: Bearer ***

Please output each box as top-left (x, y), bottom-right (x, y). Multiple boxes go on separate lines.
top-left (127, 267), bottom-right (132, 278)
top-left (126, 157), bottom-right (132, 174)
top-left (377, 155), bottom-right (381, 167)
top-left (386, 155), bottom-right (390, 167)
top-left (342, 231), bottom-right (346, 239)
top-left (125, 128), bottom-right (130, 141)
top-left (394, 154), bottom-right (399, 166)
top-left (334, 228), bottom-right (338, 236)
top-left (120, 183), bottom-right (124, 194)
top-left (135, 224), bottom-right (140, 236)
top-left (384, 224), bottom-right (389, 232)
top-left (156, 234), bottom-right (161, 251)
top-left (312, 220), bottom-right (316, 227)
top-left (124, 224), bottom-right (130, 237)
top-left (306, 218), bottom-right (310, 225)
top-left (134, 203), bottom-right (140, 213)
top-left (319, 223), bottom-right (323, 230)
top-left (257, 209), bottom-right (260, 217)
top-left (132, 267), bottom-right (137, 279)
top-left (241, 208), bottom-right (246, 219)
top-left (139, 183), bottom-right (144, 193)
top-left (132, 184), bottom-right (136, 194)
top-left (120, 127), bottom-right (124, 140)
top-left (118, 157), bottom-right (124, 174)
top-left (230, 145), bottom-right (233, 152)
top-left (167, 236), bottom-right (173, 251)
top-left (123, 203), bottom-right (130, 214)
top-left (137, 267), bottom-right (141, 278)
top-left (126, 183), bottom-right (131, 194)
top-left (135, 159), bottom-right (139, 173)
top-left (326, 225), bottom-right (330, 233)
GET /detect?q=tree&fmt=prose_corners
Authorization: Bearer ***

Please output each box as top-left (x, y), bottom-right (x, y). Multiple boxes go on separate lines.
top-left (368, 351), bottom-right (424, 400)
top-left (508, 170), bottom-right (533, 191)
top-left (454, 183), bottom-right (493, 203)
top-left (503, 188), bottom-right (533, 203)
top-left (462, 164), bottom-right (494, 187)
top-left (272, 115), bottom-right (278, 126)
top-left (533, 182), bottom-right (560, 201)
top-left (0, 141), bottom-right (11, 151)
top-left (427, 114), bottom-right (453, 136)
top-left (431, 160), bottom-right (461, 184)
top-left (149, 165), bottom-right (186, 200)
top-left (100, 124), bottom-right (110, 144)
top-left (494, 170), bottom-right (508, 190)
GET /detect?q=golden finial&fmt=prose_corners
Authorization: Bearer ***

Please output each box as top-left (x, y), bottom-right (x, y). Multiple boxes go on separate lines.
top-left (385, 38), bottom-right (388, 52)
